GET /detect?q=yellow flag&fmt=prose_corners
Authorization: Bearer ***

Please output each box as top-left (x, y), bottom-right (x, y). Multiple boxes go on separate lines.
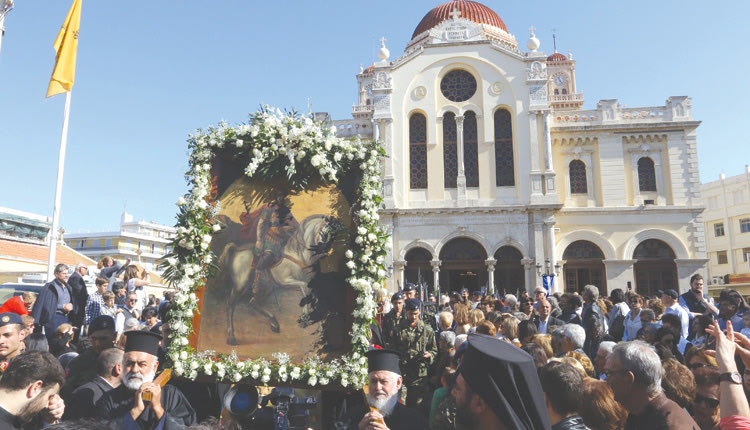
top-left (46, 0), bottom-right (82, 98)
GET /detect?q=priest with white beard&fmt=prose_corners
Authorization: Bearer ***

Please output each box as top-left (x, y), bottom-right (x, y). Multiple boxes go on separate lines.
top-left (347, 348), bottom-right (427, 430)
top-left (96, 331), bottom-right (196, 429)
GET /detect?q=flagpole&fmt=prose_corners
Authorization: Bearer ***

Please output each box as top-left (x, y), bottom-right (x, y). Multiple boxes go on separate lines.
top-left (47, 90), bottom-right (72, 280)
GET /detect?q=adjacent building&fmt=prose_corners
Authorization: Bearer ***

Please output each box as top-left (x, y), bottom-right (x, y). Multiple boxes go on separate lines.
top-left (65, 211), bottom-right (176, 274)
top-left (701, 166), bottom-right (750, 292)
top-left (328, 0), bottom-right (707, 297)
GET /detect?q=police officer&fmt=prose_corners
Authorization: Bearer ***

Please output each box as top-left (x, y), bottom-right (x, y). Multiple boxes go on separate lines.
top-left (390, 298), bottom-right (437, 413)
top-left (381, 292), bottom-right (405, 346)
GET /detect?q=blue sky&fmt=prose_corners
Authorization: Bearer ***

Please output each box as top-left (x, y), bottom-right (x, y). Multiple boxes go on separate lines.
top-left (1, 1), bottom-right (748, 233)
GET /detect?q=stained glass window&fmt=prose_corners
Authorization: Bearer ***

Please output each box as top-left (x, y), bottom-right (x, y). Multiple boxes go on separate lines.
top-left (463, 111), bottom-right (479, 187)
top-left (409, 113), bottom-right (428, 189)
top-left (494, 109), bottom-right (515, 186)
top-left (563, 241), bottom-right (605, 260)
top-left (443, 113), bottom-right (458, 188)
top-left (440, 70), bottom-right (477, 102)
top-left (569, 160), bottom-right (587, 194)
top-left (638, 157), bottom-right (657, 192)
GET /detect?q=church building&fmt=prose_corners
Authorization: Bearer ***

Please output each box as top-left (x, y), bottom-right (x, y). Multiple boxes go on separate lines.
top-left (330, 0), bottom-right (707, 297)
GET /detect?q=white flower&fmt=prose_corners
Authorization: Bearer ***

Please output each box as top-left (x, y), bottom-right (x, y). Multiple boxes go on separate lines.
top-left (261, 374), bottom-right (270, 383)
top-left (217, 369), bottom-right (226, 379)
top-left (197, 200), bottom-right (208, 210)
top-left (212, 224), bottom-right (221, 232)
top-left (176, 197), bottom-right (186, 206)
top-left (346, 261), bottom-right (356, 269)
top-left (308, 376), bottom-right (317, 386)
top-left (180, 351), bottom-right (188, 360)
top-left (345, 250), bottom-right (354, 259)
top-left (251, 371), bottom-right (260, 379)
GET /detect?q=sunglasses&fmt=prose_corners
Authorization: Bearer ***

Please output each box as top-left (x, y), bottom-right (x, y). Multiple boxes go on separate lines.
top-left (694, 394), bottom-right (719, 409)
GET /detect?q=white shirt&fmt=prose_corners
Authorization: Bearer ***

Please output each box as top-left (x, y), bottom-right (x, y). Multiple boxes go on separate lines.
top-left (128, 279), bottom-right (148, 313)
top-left (664, 303), bottom-right (690, 340)
top-left (623, 309), bottom-right (642, 341)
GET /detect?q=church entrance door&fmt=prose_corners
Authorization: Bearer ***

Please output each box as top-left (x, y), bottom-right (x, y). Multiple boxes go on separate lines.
top-left (633, 239), bottom-right (677, 297)
top-left (404, 247), bottom-right (434, 295)
top-left (438, 237), bottom-right (488, 293)
top-left (562, 240), bottom-right (607, 295)
top-left (493, 246), bottom-right (524, 296)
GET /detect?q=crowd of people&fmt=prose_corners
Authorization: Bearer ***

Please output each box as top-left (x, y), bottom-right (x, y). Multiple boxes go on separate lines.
top-left (361, 275), bottom-right (750, 429)
top-left (4, 259), bottom-right (750, 429)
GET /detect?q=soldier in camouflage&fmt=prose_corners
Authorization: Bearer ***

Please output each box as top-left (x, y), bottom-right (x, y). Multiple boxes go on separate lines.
top-left (380, 292), bottom-right (405, 346)
top-left (390, 298), bottom-right (437, 414)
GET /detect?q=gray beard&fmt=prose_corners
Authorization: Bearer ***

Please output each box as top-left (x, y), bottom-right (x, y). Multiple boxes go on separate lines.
top-left (367, 390), bottom-right (398, 417)
top-left (123, 368), bottom-right (155, 391)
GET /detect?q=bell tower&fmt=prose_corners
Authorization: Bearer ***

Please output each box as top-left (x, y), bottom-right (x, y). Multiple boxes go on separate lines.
top-left (546, 37), bottom-right (583, 111)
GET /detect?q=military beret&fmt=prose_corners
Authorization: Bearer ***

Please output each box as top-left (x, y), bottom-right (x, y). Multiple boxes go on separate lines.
top-left (471, 290), bottom-right (482, 296)
top-left (89, 315), bottom-right (115, 333)
top-left (460, 288), bottom-right (469, 294)
top-left (403, 283), bottom-right (416, 292)
top-left (0, 312), bottom-right (22, 327)
top-left (405, 298), bottom-right (421, 311)
top-left (391, 292), bottom-right (405, 302)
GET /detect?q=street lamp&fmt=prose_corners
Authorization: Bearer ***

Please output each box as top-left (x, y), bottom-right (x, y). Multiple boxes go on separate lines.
top-left (536, 258), bottom-right (561, 277)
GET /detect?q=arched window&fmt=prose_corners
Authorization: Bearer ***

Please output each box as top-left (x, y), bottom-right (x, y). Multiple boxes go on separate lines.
top-left (463, 111), bottom-right (479, 187)
top-left (409, 113), bottom-right (428, 189)
top-left (494, 109), bottom-right (515, 186)
top-left (443, 112), bottom-right (458, 188)
top-left (569, 160), bottom-right (587, 194)
top-left (638, 157), bottom-right (657, 192)
top-left (562, 88), bottom-right (568, 95)
top-left (554, 89), bottom-right (559, 95)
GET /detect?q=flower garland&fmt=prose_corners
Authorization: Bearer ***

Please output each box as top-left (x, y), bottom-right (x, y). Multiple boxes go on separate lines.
top-left (160, 106), bottom-right (388, 388)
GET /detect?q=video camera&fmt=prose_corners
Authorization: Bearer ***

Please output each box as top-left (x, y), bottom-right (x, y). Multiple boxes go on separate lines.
top-left (223, 385), bottom-right (317, 430)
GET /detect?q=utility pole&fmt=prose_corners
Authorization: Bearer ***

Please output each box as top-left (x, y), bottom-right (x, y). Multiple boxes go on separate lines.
top-left (0, 0), bottom-right (14, 59)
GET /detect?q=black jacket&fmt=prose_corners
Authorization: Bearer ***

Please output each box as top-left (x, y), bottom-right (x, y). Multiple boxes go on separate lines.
top-left (67, 271), bottom-right (89, 325)
top-left (29, 279), bottom-right (76, 329)
top-left (533, 315), bottom-right (565, 333)
top-left (552, 415), bottom-right (591, 430)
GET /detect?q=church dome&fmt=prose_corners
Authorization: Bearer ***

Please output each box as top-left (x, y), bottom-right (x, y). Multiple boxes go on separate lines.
top-left (547, 52), bottom-right (568, 62)
top-left (411, 1), bottom-right (508, 40)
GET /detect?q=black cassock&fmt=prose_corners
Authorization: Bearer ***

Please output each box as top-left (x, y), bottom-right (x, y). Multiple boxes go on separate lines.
top-left (97, 384), bottom-right (197, 430)
top-left (342, 402), bottom-right (428, 430)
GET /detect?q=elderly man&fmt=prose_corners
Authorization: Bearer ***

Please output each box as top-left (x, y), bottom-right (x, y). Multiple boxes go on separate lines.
top-left (30, 263), bottom-right (76, 342)
top-left (582, 285), bottom-right (605, 359)
top-left (558, 323), bottom-right (586, 357)
top-left (66, 347), bottom-right (123, 420)
top-left (351, 348), bottom-right (426, 429)
top-left (389, 298), bottom-right (437, 412)
top-left (62, 316), bottom-right (117, 399)
top-left (0, 350), bottom-right (66, 428)
top-left (452, 333), bottom-right (550, 429)
top-left (97, 331), bottom-right (196, 429)
top-left (0, 313), bottom-right (26, 366)
top-left (116, 292), bottom-right (141, 334)
top-left (67, 263), bottom-right (90, 330)
top-left (0, 292), bottom-right (37, 316)
top-left (595, 341), bottom-right (616, 379)
top-left (533, 298), bottom-right (564, 334)
top-left (604, 340), bottom-right (698, 429)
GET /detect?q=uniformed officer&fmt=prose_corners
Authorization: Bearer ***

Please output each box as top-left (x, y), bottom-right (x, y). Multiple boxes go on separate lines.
top-left (390, 298), bottom-right (437, 413)
top-left (381, 292), bottom-right (405, 346)
top-left (0, 313), bottom-right (26, 373)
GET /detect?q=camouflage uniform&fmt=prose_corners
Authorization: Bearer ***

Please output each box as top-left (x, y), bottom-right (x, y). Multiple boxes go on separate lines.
top-left (380, 308), bottom-right (404, 346)
top-left (422, 300), bottom-right (438, 332)
top-left (390, 317), bottom-right (437, 412)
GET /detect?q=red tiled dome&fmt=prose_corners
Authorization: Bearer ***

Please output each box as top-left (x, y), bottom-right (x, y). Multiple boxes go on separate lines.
top-left (547, 52), bottom-right (568, 62)
top-left (412, 1), bottom-right (508, 40)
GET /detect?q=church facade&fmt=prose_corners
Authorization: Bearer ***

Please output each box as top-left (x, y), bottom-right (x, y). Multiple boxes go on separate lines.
top-left (331, 0), bottom-right (707, 297)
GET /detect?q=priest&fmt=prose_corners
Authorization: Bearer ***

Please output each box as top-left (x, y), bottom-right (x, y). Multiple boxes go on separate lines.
top-left (345, 348), bottom-right (427, 430)
top-left (96, 331), bottom-right (196, 429)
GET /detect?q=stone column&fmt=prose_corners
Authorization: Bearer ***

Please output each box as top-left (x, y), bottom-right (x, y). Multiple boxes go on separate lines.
top-left (543, 112), bottom-right (553, 172)
top-left (393, 260), bottom-right (406, 290)
top-left (431, 259), bottom-right (442, 299)
top-left (485, 258), bottom-right (497, 295)
top-left (528, 111), bottom-right (543, 199)
top-left (545, 219), bottom-right (558, 293)
top-left (456, 115), bottom-right (466, 203)
top-left (675, 259), bottom-right (710, 294)
top-left (603, 260), bottom-right (636, 295)
top-left (522, 259), bottom-right (537, 296)
top-left (372, 118), bottom-right (380, 141)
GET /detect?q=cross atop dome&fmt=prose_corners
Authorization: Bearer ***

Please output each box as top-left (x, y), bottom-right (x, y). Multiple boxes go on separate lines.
top-left (449, 8), bottom-right (462, 20)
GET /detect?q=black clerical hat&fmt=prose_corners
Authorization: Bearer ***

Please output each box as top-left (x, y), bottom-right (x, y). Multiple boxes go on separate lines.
top-left (365, 348), bottom-right (401, 375)
top-left (124, 331), bottom-right (161, 356)
top-left (458, 333), bottom-right (551, 429)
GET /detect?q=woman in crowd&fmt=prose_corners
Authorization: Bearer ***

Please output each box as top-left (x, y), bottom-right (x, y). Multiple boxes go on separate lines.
top-left (123, 265), bottom-right (150, 313)
top-left (685, 346), bottom-right (719, 371)
top-left (579, 378), bottom-right (628, 430)
top-left (452, 304), bottom-right (471, 335)
top-left (623, 294), bottom-right (644, 341)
